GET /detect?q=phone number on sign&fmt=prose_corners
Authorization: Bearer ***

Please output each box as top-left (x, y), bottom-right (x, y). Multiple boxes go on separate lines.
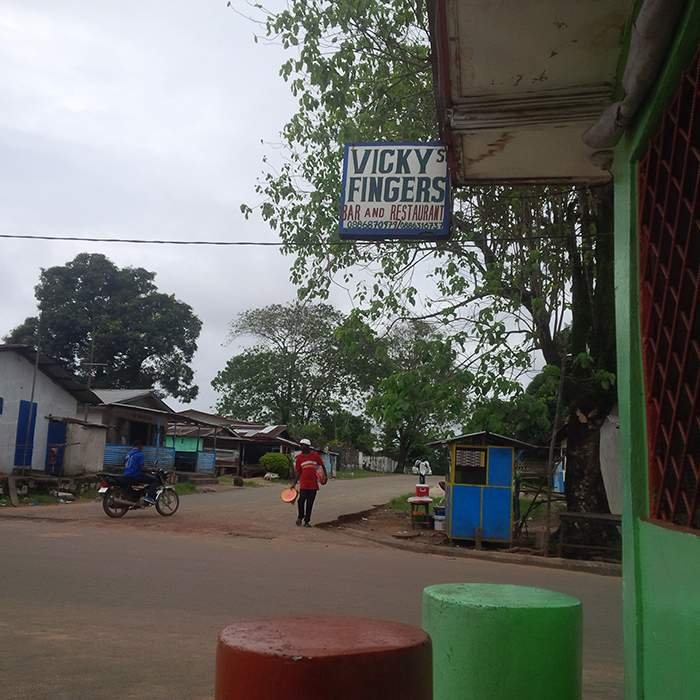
top-left (342, 220), bottom-right (443, 230)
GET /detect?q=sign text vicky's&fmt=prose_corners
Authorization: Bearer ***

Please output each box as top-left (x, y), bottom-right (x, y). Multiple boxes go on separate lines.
top-left (339, 142), bottom-right (451, 240)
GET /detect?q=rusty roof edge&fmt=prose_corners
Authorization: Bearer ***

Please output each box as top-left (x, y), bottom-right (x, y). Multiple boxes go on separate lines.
top-left (428, 0), bottom-right (460, 184)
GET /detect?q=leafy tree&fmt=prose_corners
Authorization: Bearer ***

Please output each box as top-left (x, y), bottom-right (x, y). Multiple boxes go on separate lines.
top-left (318, 409), bottom-right (375, 452)
top-left (213, 302), bottom-right (352, 425)
top-left (245, 0), bottom-right (617, 516)
top-left (463, 393), bottom-right (552, 447)
top-left (4, 253), bottom-right (201, 401)
top-left (340, 318), bottom-right (475, 471)
top-left (295, 408), bottom-right (376, 452)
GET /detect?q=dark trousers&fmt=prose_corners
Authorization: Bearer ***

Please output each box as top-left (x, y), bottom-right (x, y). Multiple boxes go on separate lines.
top-left (297, 489), bottom-right (317, 523)
top-left (124, 474), bottom-right (158, 498)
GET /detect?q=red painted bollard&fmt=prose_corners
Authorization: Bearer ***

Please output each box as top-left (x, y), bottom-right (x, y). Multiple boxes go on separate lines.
top-left (215, 616), bottom-right (432, 700)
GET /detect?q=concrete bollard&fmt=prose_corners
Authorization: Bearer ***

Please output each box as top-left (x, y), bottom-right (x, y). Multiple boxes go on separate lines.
top-left (423, 583), bottom-right (582, 700)
top-left (215, 616), bottom-right (432, 700)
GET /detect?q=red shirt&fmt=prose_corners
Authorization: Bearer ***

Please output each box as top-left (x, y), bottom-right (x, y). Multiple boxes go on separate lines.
top-left (295, 451), bottom-right (324, 490)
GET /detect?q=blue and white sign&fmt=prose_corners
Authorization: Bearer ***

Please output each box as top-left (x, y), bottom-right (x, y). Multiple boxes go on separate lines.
top-left (339, 141), bottom-right (451, 240)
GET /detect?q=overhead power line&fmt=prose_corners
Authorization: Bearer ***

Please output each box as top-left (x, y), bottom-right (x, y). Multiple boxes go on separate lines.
top-left (0, 233), bottom-right (283, 246)
top-left (0, 232), bottom-right (612, 247)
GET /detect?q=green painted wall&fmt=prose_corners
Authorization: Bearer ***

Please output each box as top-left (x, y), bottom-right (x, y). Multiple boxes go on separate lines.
top-left (614, 3), bottom-right (700, 698)
top-left (164, 436), bottom-right (203, 452)
top-left (637, 522), bottom-right (700, 699)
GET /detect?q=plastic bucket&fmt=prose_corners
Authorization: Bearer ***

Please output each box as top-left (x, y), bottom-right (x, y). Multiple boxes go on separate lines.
top-left (433, 505), bottom-right (446, 518)
top-left (433, 515), bottom-right (446, 531)
top-left (415, 484), bottom-right (430, 498)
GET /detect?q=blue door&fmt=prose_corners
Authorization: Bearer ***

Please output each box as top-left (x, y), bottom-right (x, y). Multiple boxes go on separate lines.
top-left (14, 400), bottom-right (38, 466)
top-left (46, 420), bottom-right (67, 475)
top-left (487, 447), bottom-right (513, 486)
top-left (449, 485), bottom-right (482, 539)
top-left (482, 487), bottom-right (512, 541)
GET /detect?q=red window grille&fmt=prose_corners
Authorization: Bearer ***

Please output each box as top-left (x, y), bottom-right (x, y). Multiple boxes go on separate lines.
top-left (638, 47), bottom-right (700, 531)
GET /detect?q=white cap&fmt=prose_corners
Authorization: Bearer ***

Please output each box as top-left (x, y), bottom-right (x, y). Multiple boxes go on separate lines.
top-left (299, 438), bottom-right (312, 446)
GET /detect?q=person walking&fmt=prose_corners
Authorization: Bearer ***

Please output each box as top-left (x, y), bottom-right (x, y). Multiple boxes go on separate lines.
top-left (417, 459), bottom-right (432, 485)
top-left (291, 438), bottom-right (325, 527)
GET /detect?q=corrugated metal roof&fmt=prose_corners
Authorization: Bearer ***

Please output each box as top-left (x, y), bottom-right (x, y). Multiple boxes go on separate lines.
top-left (93, 389), bottom-right (154, 404)
top-left (428, 431), bottom-right (542, 449)
top-left (178, 409), bottom-right (242, 428)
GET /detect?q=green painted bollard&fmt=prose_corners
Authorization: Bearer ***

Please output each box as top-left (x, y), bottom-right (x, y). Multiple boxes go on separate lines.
top-left (423, 583), bottom-right (582, 700)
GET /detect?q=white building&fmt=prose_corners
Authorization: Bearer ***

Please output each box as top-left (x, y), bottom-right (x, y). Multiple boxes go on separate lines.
top-left (0, 345), bottom-right (102, 475)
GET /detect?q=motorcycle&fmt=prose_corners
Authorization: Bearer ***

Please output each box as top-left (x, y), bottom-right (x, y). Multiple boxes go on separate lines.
top-left (98, 468), bottom-right (180, 518)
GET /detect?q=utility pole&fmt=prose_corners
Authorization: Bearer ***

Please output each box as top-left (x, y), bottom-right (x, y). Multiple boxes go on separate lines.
top-left (23, 314), bottom-right (42, 471)
top-left (82, 334), bottom-right (108, 422)
top-left (543, 356), bottom-right (567, 557)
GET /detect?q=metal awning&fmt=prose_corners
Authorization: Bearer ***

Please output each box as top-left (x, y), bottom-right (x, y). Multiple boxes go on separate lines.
top-left (429, 0), bottom-right (635, 184)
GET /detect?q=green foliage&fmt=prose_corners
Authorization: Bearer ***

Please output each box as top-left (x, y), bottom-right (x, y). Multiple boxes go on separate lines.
top-left (245, 0), bottom-right (618, 512)
top-left (363, 322), bottom-right (474, 470)
top-left (4, 253), bottom-right (201, 401)
top-left (387, 493), bottom-right (414, 514)
top-left (248, 2), bottom-right (616, 390)
top-left (259, 451), bottom-right (293, 478)
top-left (292, 422), bottom-right (326, 446)
top-left (213, 302), bottom-right (351, 424)
top-left (318, 410), bottom-right (375, 452)
top-left (464, 393), bottom-right (552, 447)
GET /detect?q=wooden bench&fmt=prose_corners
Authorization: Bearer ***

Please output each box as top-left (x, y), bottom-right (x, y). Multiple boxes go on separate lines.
top-left (557, 511), bottom-right (622, 559)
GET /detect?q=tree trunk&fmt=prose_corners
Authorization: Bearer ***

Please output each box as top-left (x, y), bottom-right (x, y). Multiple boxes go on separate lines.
top-left (395, 431), bottom-right (411, 473)
top-left (563, 407), bottom-right (619, 551)
top-left (565, 411), bottom-right (609, 513)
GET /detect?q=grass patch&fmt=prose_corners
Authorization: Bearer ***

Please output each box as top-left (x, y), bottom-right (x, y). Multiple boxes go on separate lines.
top-left (243, 479), bottom-right (264, 488)
top-left (387, 493), bottom-right (415, 514)
top-left (335, 470), bottom-right (395, 480)
top-left (27, 493), bottom-right (60, 506)
top-left (518, 495), bottom-right (566, 523)
top-left (174, 482), bottom-right (198, 496)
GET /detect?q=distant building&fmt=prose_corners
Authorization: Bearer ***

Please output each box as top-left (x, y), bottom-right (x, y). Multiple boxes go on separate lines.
top-left (0, 345), bottom-right (103, 475)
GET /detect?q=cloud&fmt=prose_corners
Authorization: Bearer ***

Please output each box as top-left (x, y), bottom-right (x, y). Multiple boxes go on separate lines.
top-left (0, 0), bottom-right (330, 412)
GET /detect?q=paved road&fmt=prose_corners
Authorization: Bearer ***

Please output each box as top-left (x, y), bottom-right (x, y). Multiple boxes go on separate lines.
top-left (0, 478), bottom-right (622, 699)
top-left (0, 474), bottom-right (420, 537)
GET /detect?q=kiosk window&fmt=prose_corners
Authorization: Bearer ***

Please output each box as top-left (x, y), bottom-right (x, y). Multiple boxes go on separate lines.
top-left (454, 447), bottom-right (487, 485)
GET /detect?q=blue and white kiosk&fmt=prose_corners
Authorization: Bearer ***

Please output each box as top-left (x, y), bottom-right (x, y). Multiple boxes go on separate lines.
top-left (433, 432), bottom-right (538, 544)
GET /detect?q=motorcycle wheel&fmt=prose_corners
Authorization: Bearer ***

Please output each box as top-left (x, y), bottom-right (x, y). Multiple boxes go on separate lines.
top-left (102, 487), bottom-right (129, 518)
top-left (155, 488), bottom-right (179, 517)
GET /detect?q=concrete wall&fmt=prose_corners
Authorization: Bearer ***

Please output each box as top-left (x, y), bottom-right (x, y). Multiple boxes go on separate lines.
top-left (63, 423), bottom-right (107, 475)
top-left (614, 6), bottom-right (700, 698)
top-left (358, 453), bottom-right (398, 473)
top-left (0, 352), bottom-right (78, 473)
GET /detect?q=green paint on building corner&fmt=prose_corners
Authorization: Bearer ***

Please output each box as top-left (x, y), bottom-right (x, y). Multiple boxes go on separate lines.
top-left (613, 3), bottom-right (700, 698)
top-left (422, 583), bottom-right (582, 700)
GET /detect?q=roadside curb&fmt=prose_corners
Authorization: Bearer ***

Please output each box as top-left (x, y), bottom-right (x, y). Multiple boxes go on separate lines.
top-left (335, 526), bottom-right (622, 578)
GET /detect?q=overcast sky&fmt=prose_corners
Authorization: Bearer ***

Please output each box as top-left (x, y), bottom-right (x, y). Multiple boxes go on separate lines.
top-left (0, 0), bottom-right (353, 411)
